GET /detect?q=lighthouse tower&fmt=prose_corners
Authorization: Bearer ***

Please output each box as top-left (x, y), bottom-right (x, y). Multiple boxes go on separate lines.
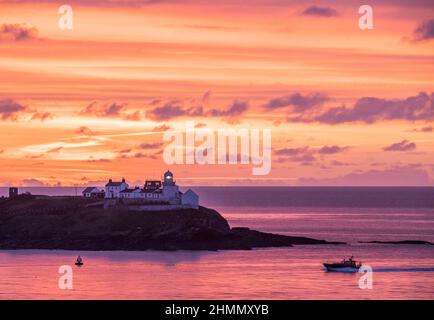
top-left (162, 170), bottom-right (179, 203)
top-left (163, 170), bottom-right (175, 186)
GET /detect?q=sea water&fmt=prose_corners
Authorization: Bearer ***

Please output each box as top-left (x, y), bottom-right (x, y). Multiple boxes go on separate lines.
top-left (0, 187), bottom-right (433, 299)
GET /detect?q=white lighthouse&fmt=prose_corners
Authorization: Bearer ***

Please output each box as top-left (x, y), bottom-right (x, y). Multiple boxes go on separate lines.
top-left (163, 170), bottom-right (175, 186)
top-left (100, 171), bottom-right (199, 210)
top-left (162, 170), bottom-right (179, 204)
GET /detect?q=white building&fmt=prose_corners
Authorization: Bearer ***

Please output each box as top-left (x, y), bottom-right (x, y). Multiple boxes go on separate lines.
top-left (82, 187), bottom-right (103, 198)
top-left (104, 171), bottom-right (199, 209)
top-left (105, 178), bottom-right (129, 199)
top-left (181, 189), bottom-right (199, 209)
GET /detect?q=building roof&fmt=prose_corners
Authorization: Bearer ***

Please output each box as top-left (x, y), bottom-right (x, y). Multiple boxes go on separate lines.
top-left (106, 181), bottom-right (125, 187)
top-left (144, 180), bottom-right (162, 190)
top-left (140, 189), bottom-right (162, 194)
top-left (145, 180), bottom-right (161, 185)
top-left (120, 188), bottom-right (141, 193)
top-left (183, 189), bottom-right (198, 197)
top-left (82, 187), bottom-right (100, 194)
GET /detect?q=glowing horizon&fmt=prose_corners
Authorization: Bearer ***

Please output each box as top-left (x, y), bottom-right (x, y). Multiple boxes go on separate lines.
top-left (0, 0), bottom-right (433, 186)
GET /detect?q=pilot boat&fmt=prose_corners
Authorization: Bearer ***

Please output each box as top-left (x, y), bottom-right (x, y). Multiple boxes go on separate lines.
top-left (323, 256), bottom-right (361, 272)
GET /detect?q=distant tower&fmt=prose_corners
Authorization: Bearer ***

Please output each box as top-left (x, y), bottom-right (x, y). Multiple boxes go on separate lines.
top-left (163, 170), bottom-right (175, 186)
top-left (9, 187), bottom-right (18, 198)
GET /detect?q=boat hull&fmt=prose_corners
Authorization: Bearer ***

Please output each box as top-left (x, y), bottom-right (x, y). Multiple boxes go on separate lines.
top-left (323, 263), bottom-right (360, 273)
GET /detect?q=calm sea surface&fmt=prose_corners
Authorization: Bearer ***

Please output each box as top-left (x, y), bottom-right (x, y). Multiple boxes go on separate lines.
top-left (0, 187), bottom-right (433, 299)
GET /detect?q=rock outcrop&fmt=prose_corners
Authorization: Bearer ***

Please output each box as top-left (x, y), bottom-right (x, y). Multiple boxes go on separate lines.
top-left (0, 195), bottom-right (343, 250)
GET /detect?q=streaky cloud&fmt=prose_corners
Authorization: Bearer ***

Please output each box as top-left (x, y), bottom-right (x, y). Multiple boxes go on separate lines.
top-left (288, 92), bottom-right (434, 124)
top-left (383, 140), bottom-right (416, 152)
top-left (0, 99), bottom-right (26, 120)
top-left (301, 5), bottom-right (339, 17)
top-left (264, 92), bottom-right (328, 112)
top-left (0, 23), bottom-right (38, 41)
top-left (298, 165), bottom-right (432, 186)
top-left (413, 19), bottom-right (434, 41)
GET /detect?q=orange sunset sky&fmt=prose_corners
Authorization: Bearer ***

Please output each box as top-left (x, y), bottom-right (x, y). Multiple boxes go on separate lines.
top-left (0, 0), bottom-right (433, 187)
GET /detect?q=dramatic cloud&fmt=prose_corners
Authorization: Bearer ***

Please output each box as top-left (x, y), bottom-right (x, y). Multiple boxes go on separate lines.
top-left (20, 178), bottom-right (45, 187)
top-left (146, 99), bottom-right (248, 121)
top-left (413, 125), bottom-right (433, 133)
top-left (275, 147), bottom-right (316, 163)
top-left (151, 124), bottom-right (171, 132)
top-left (146, 102), bottom-right (203, 121)
top-left (123, 111), bottom-right (141, 121)
top-left (208, 100), bottom-right (249, 117)
top-left (275, 144), bottom-right (349, 164)
top-left (264, 92), bottom-right (328, 111)
top-left (330, 160), bottom-right (353, 166)
top-left (138, 142), bottom-right (164, 149)
top-left (0, 0), bottom-right (431, 8)
top-left (80, 179), bottom-right (107, 187)
top-left (318, 145), bottom-right (349, 154)
top-left (119, 151), bottom-right (159, 160)
top-left (383, 140), bottom-right (416, 152)
top-left (75, 126), bottom-right (98, 136)
top-left (0, 23), bottom-right (38, 41)
top-left (0, 98), bottom-right (52, 122)
top-left (275, 147), bottom-right (309, 157)
top-left (116, 140), bottom-right (165, 159)
top-left (298, 165), bottom-right (432, 186)
top-left (302, 6), bottom-right (338, 17)
top-left (86, 158), bottom-right (111, 163)
top-left (31, 111), bottom-right (53, 121)
top-left (289, 92), bottom-right (434, 124)
top-left (0, 99), bottom-right (26, 120)
top-left (0, 0), bottom-right (159, 7)
top-left (47, 147), bottom-right (63, 153)
top-left (413, 19), bottom-right (434, 41)
top-left (80, 101), bottom-right (140, 120)
top-left (81, 102), bottom-right (125, 117)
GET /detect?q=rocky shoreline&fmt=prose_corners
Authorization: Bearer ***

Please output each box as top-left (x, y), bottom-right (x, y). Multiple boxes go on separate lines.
top-left (0, 195), bottom-right (343, 251)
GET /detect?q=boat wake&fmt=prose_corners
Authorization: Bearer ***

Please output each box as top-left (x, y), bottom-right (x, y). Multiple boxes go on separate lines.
top-left (373, 267), bottom-right (434, 273)
top-left (323, 267), bottom-right (434, 273)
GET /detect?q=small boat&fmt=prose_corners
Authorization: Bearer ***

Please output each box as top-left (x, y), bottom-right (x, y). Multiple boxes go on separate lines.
top-left (75, 256), bottom-right (83, 266)
top-left (323, 256), bottom-right (361, 272)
